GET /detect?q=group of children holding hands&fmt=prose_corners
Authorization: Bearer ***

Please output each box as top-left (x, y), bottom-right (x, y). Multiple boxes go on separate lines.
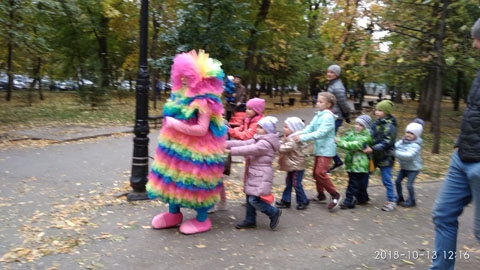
top-left (223, 91), bottom-right (424, 231)
top-left (147, 51), bottom-right (423, 235)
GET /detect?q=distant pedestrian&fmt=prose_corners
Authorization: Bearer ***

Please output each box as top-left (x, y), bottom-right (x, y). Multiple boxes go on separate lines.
top-left (293, 92), bottom-right (342, 211)
top-left (394, 121), bottom-right (424, 208)
top-left (223, 75), bottom-right (236, 121)
top-left (430, 18), bottom-right (480, 270)
top-left (226, 116), bottom-right (282, 230)
top-left (275, 117), bottom-right (309, 210)
top-left (326, 64), bottom-right (352, 173)
top-left (363, 100), bottom-right (398, 212)
top-left (335, 114), bottom-right (373, 209)
top-left (225, 75), bottom-right (246, 121)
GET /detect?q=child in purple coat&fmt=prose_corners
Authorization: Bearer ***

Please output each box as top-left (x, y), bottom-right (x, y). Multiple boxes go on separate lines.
top-left (226, 116), bottom-right (282, 230)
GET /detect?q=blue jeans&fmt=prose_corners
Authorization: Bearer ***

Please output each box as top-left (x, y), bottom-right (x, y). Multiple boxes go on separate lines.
top-left (244, 195), bottom-right (279, 224)
top-left (395, 169), bottom-right (419, 204)
top-left (281, 170), bottom-right (308, 205)
top-left (332, 119), bottom-right (343, 165)
top-left (380, 165), bottom-right (396, 202)
top-left (430, 151), bottom-right (480, 269)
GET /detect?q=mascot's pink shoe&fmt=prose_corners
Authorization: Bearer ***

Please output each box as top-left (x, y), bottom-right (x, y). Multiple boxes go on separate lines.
top-left (179, 218), bottom-right (212, 235)
top-left (151, 212), bottom-right (183, 229)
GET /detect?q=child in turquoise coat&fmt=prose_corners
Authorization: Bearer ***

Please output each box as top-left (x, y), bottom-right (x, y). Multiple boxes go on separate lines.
top-left (293, 92), bottom-right (342, 211)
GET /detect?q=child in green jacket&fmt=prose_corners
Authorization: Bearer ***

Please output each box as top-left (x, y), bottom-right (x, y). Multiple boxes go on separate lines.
top-left (336, 114), bottom-right (373, 209)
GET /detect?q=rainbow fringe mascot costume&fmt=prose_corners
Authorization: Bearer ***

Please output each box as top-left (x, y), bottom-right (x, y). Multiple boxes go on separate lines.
top-left (147, 50), bottom-right (227, 234)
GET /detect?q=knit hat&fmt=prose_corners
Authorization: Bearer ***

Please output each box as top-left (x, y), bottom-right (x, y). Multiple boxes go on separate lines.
top-left (246, 98), bottom-right (265, 115)
top-left (376, 100), bottom-right (394, 115)
top-left (411, 117), bottom-right (425, 127)
top-left (472, 18), bottom-right (480, 39)
top-left (355, 114), bottom-right (373, 129)
top-left (258, 116), bottom-right (278, 134)
top-left (328, 64), bottom-right (341, 77)
top-left (284, 117), bottom-right (305, 133)
top-left (406, 122), bottom-right (423, 138)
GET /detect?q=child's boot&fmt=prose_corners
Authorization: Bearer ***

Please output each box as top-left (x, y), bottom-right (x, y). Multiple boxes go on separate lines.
top-left (402, 200), bottom-right (416, 208)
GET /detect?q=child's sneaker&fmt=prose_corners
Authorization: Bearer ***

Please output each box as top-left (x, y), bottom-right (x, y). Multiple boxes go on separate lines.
top-left (381, 201), bottom-right (396, 212)
top-left (327, 193), bottom-right (342, 211)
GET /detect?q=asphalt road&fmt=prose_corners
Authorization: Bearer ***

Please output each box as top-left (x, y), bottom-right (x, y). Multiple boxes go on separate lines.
top-left (0, 104), bottom-right (478, 270)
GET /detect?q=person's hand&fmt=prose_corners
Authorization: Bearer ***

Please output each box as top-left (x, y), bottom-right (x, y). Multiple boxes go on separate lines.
top-left (363, 146), bottom-right (373, 154)
top-left (293, 135), bottom-right (300, 142)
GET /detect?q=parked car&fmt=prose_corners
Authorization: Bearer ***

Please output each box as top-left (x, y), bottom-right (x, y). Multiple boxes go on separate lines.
top-left (118, 80), bottom-right (134, 91)
top-left (0, 77), bottom-right (7, 90)
top-left (13, 79), bottom-right (28, 90)
top-left (51, 81), bottom-right (73, 91)
top-left (79, 79), bottom-right (94, 87)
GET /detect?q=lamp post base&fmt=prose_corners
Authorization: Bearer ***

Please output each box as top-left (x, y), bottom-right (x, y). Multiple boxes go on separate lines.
top-left (127, 191), bottom-right (150, 201)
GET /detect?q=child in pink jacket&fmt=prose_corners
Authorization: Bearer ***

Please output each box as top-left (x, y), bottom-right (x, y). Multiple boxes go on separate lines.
top-left (228, 98), bottom-right (265, 140)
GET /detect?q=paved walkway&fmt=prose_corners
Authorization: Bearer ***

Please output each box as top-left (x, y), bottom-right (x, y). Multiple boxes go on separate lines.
top-left (0, 105), bottom-right (478, 269)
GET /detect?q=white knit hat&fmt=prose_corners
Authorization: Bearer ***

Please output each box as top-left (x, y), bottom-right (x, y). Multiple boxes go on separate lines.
top-left (406, 122), bottom-right (423, 138)
top-left (284, 117), bottom-right (305, 133)
top-left (258, 116), bottom-right (278, 134)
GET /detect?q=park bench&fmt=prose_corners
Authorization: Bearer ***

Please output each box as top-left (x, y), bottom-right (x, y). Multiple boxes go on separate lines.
top-left (300, 99), bottom-right (314, 106)
top-left (274, 98), bottom-right (296, 107)
top-left (148, 115), bottom-right (163, 129)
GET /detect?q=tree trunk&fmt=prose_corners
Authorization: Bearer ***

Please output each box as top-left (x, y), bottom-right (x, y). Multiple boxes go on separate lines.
top-left (417, 68), bottom-right (434, 121)
top-left (150, 10), bottom-right (160, 109)
top-left (5, 0), bottom-right (15, 102)
top-left (453, 70), bottom-right (464, 111)
top-left (431, 0), bottom-right (449, 154)
top-left (244, 0), bottom-right (271, 99)
top-left (33, 57), bottom-right (44, 101)
top-left (98, 15), bottom-right (110, 88)
top-left (306, 1), bottom-right (321, 99)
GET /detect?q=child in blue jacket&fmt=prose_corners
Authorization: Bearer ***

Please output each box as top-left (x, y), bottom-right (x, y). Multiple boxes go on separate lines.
top-left (394, 121), bottom-right (423, 207)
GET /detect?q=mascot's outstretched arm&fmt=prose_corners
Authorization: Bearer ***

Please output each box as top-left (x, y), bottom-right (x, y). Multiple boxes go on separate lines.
top-left (164, 112), bottom-right (211, 137)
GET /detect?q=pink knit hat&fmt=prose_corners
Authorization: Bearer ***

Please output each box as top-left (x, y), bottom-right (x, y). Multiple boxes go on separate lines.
top-left (246, 98), bottom-right (265, 115)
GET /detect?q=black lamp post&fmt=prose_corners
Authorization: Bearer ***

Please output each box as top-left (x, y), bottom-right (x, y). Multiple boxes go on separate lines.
top-left (128, 0), bottom-right (150, 201)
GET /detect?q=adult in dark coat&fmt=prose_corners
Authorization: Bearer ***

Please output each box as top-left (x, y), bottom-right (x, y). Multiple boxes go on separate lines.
top-left (430, 18), bottom-right (480, 269)
top-left (225, 75), bottom-right (246, 120)
top-left (326, 64), bottom-right (351, 172)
